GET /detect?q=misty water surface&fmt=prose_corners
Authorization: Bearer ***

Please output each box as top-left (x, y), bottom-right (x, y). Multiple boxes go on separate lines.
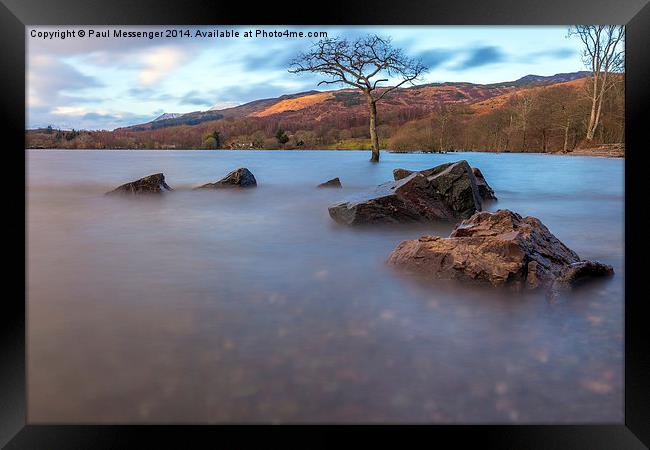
top-left (27, 150), bottom-right (624, 423)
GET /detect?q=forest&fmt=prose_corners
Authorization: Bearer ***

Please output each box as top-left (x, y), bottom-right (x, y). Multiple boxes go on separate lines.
top-left (26, 74), bottom-right (624, 154)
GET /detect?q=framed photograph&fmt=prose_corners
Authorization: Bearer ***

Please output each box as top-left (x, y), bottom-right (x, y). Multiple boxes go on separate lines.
top-left (2, 0), bottom-right (649, 446)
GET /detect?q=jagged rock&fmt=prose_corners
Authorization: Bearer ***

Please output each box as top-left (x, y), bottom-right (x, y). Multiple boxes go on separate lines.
top-left (387, 209), bottom-right (613, 292)
top-left (472, 168), bottom-right (497, 201)
top-left (393, 163), bottom-right (497, 202)
top-left (106, 173), bottom-right (173, 195)
top-left (329, 160), bottom-right (481, 226)
top-left (318, 177), bottom-right (342, 188)
top-left (195, 168), bottom-right (257, 189)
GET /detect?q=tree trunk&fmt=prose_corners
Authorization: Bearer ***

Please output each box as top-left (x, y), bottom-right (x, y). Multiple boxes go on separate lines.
top-left (505, 114), bottom-right (513, 151)
top-left (563, 117), bottom-right (570, 152)
top-left (593, 84), bottom-right (605, 141)
top-left (586, 74), bottom-right (599, 141)
top-left (368, 96), bottom-right (380, 162)
top-left (439, 117), bottom-right (446, 152)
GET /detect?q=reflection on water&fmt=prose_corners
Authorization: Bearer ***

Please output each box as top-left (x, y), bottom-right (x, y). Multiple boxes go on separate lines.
top-left (27, 150), bottom-right (624, 423)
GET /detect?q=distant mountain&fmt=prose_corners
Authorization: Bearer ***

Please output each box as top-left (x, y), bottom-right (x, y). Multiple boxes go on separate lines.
top-left (207, 90), bottom-right (321, 114)
top-left (123, 110), bottom-right (225, 131)
top-left (513, 71), bottom-right (592, 86)
top-left (153, 113), bottom-right (183, 121)
top-left (120, 71), bottom-right (592, 132)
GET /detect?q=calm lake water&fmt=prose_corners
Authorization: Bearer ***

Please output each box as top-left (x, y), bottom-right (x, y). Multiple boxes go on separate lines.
top-left (26, 149), bottom-right (624, 423)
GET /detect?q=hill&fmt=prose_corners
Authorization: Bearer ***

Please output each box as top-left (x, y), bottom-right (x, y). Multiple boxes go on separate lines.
top-left (122, 72), bottom-right (580, 132)
top-left (26, 71), bottom-right (624, 154)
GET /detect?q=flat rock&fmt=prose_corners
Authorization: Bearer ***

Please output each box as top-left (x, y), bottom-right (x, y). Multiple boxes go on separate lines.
top-left (318, 177), bottom-right (342, 188)
top-left (387, 209), bottom-right (613, 292)
top-left (329, 160), bottom-right (482, 226)
top-left (106, 173), bottom-right (173, 195)
top-left (195, 167), bottom-right (257, 189)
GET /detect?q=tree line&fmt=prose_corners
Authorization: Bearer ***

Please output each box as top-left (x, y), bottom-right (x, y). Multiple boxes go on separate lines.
top-left (27, 76), bottom-right (623, 153)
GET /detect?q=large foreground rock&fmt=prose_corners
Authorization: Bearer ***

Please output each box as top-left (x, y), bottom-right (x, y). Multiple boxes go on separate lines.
top-left (195, 168), bottom-right (257, 189)
top-left (106, 173), bottom-right (173, 195)
top-left (329, 160), bottom-right (482, 226)
top-left (387, 209), bottom-right (613, 293)
top-left (393, 164), bottom-right (497, 202)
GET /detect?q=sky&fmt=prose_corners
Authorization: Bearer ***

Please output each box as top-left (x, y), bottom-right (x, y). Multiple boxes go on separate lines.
top-left (27, 26), bottom-right (589, 131)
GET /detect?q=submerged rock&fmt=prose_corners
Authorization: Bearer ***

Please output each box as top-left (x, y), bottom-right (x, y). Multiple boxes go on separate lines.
top-left (317, 177), bottom-right (342, 188)
top-left (196, 167), bottom-right (257, 189)
top-left (552, 260), bottom-right (615, 292)
top-left (386, 209), bottom-right (613, 293)
top-left (106, 173), bottom-right (173, 195)
top-left (329, 160), bottom-right (481, 226)
top-left (393, 163), bottom-right (497, 202)
top-left (393, 168), bottom-right (416, 181)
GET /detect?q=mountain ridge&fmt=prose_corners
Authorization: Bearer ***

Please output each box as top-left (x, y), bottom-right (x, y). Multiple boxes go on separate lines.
top-left (120, 71), bottom-right (592, 132)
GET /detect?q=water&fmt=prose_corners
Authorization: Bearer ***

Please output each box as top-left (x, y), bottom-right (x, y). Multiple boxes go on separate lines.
top-left (26, 150), bottom-right (624, 423)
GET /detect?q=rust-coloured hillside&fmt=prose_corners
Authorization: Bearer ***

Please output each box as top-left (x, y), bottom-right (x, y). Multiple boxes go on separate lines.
top-left (27, 70), bottom-right (624, 154)
top-left (120, 79), bottom-right (529, 131)
top-left (469, 77), bottom-right (590, 115)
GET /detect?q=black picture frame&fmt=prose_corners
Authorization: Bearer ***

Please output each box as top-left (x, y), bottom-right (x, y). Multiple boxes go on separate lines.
top-left (2, 0), bottom-right (649, 447)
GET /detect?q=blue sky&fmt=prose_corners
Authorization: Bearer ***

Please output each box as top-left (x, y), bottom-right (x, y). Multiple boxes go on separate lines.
top-left (27, 26), bottom-right (588, 131)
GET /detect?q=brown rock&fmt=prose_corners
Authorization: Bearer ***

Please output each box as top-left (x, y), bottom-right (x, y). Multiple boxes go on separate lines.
top-left (387, 209), bottom-right (613, 291)
top-left (195, 167), bottom-right (257, 189)
top-left (106, 173), bottom-right (173, 195)
top-left (317, 177), bottom-right (342, 188)
top-left (393, 168), bottom-right (417, 181)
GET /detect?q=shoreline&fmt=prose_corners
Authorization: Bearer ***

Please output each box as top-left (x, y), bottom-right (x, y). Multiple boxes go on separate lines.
top-left (24, 147), bottom-right (625, 158)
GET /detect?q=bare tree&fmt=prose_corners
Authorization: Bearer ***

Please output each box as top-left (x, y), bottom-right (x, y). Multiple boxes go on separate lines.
top-left (503, 113), bottom-right (514, 152)
top-left (289, 35), bottom-right (427, 162)
top-left (545, 85), bottom-right (582, 153)
top-left (568, 25), bottom-right (624, 142)
top-left (514, 92), bottom-right (534, 151)
top-left (434, 104), bottom-right (454, 152)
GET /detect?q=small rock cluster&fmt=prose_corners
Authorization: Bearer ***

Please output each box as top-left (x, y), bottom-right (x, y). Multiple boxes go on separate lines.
top-left (327, 160), bottom-right (613, 295)
top-left (106, 167), bottom-right (257, 195)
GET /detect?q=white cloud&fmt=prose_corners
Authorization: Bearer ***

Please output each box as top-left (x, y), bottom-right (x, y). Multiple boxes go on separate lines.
top-left (51, 106), bottom-right (114, 116)
top-left (27, 54), bottom-right (102, 108)
top-left (137, 46), bottom-right (187, 86)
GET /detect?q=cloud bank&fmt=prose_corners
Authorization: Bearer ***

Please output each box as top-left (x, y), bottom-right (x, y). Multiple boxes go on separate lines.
top-left (27, 26), bottom-right (584, 130)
